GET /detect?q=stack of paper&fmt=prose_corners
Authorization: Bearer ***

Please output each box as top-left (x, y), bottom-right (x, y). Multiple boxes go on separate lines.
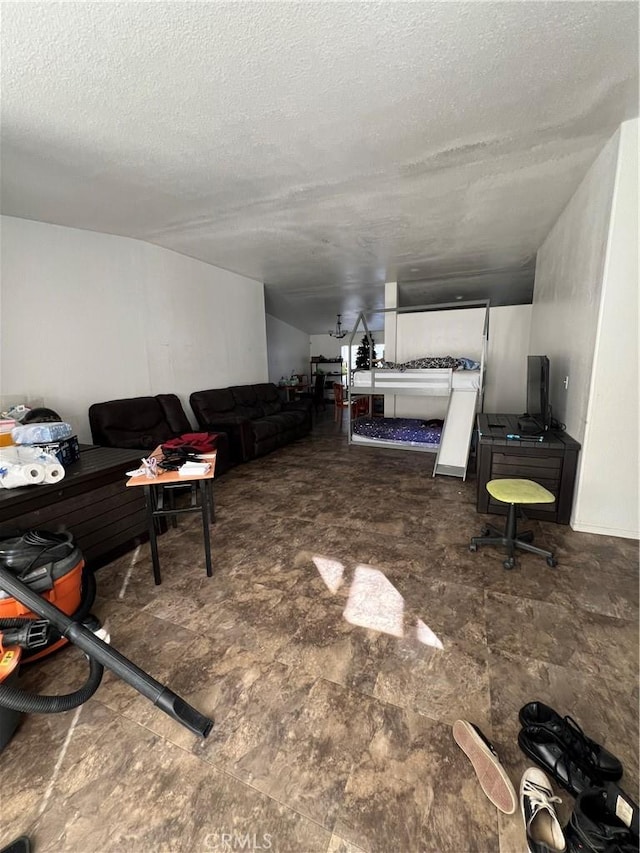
top-left (178, 461), bottom-right (211, 477)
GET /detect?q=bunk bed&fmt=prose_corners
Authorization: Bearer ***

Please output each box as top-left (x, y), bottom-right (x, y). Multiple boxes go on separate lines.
top-left (347, 300), bottom-right (489, 479)
top-left (351, 364), bottom-right (482, 395)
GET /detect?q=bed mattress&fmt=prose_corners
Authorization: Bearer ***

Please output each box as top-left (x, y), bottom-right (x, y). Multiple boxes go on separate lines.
top-left (352, 417), bottom-right (443, 448)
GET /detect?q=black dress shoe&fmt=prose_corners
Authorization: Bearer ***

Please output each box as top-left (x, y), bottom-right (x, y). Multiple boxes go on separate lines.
top-left (566, 788), bottom-right (637, 853)
top-left (518, 727), bottom-right (600, 797)
top-left (519, 703), bottom-right (623, 782)
top-left (603, 782), bottom-right (639, 840)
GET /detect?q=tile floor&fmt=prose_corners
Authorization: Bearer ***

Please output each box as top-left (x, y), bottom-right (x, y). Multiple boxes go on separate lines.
top-left (1, 414), bottom-right (638, 852)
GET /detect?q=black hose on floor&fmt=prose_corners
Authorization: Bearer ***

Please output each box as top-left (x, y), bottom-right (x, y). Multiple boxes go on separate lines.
top-left (0, 654), bottom-right (104, 713)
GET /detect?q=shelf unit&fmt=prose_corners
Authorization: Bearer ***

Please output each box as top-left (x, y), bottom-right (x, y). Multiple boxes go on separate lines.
top-left (310, 357), bottom-right (345, 402)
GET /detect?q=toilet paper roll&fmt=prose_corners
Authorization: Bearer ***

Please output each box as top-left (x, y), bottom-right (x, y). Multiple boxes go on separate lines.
top-left (1, 462), bottom-right (45, 488)
top-left (24, 462), bottom-right (46, 484)
top-left (44, 462), bottom-right (65, 484)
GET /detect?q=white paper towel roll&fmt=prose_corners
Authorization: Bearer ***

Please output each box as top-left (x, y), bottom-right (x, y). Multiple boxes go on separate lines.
top-left (1, 462), bottom-right (45, 488)
top-left (24, 462), bottom-right (45, 483)
top-left (44, 462), bottom-right (65, 484)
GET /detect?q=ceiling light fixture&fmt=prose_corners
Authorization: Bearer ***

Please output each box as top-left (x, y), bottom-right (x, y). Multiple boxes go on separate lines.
top-left (328, 313), bottom-right (349, 339)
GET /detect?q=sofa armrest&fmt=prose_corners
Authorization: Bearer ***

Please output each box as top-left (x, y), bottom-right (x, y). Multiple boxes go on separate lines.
top-left (155, 394), bottom-right (192, 435)
top-left (194, 415), bottom-right (252, 464)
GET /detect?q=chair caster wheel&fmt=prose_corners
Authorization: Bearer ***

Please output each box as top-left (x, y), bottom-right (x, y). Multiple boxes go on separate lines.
top-left (480, 526), bottom-right (491, 536)
top-left (469, 543), bottom-right (477, 552)
top-left (546, 556), bottom-right (558, 568)
top-left (503, 558), bottom-right (515, 570)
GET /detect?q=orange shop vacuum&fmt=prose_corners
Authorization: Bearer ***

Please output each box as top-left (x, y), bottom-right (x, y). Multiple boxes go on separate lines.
top-left (0, 530), bottom-right (213, 756)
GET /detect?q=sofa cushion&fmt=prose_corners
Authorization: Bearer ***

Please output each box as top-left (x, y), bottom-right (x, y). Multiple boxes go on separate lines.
top-left (263, 412), bottom-right (305, 431)
top-left (254, 383), bottom-right (283, 416)
top-left (89, 397), bottom-right (174, 450)
top-left (230, 385), bottom-right (264, 420)
top-left (251, 418), bottom-right (280, 441)
top-left (189, 388), bottom-right (237, 424)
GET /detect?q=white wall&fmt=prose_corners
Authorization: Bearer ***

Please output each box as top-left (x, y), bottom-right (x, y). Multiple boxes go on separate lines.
top-left (0, 216), bottom-right (268, 442)
top-left (265, 314), bottom-right (310, 383)
top-left (310, 334), bottom-right (346, 360)
top-left (396, 308), bottom-right (487, 364)
top-left (575, 120), bottom-right (638, 537)
top-left (383, 304), bottom-right (532, 419)
top-left (531, 120), bottom-right (638, 538)
top-left (483, 306), bottom-right (532, 414)
top-left (531, 131), bottom-right (620, 442)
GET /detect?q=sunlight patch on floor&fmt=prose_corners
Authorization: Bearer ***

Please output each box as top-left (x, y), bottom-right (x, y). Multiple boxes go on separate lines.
top-left (313, 556), bottom-right (443, 648)
top-left (344, 565), bottom-right (405, 637)
top-left (312, 555), bottom-right (345, 593)
top-left (415, 617), bottom-right (444, 649)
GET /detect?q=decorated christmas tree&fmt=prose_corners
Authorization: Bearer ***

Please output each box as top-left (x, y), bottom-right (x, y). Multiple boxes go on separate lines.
top-left (355, 334), bottom-right (377, 369)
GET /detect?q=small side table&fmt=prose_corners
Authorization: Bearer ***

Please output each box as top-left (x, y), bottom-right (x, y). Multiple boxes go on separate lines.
top-left (476, 414), bottom-right (580, 524)
top-left (126, 449), bottom-right (217, 585)
top-left (278, 383), bottom-right (309, 402)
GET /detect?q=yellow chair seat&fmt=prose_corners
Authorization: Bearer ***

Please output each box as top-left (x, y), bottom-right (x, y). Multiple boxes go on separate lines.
top-left (486, 478), bottom-right (555, 505)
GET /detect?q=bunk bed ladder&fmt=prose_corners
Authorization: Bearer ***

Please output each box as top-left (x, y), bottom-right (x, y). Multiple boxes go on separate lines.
top-left (433, 388), bottom-right (478, 479)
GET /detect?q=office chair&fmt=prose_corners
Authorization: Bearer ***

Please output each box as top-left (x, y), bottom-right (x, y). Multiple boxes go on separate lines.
top-left (469, 478), bottom-right (557, 570)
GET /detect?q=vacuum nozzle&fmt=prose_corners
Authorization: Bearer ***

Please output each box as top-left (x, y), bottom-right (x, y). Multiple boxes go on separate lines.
top-left (0, 620), bottom-right (50, 650)
top-left (154, 688), bottom-right (214, 738)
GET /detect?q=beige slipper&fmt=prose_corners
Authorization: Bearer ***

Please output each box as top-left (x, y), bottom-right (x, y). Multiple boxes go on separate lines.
top-left (453, 719), bottom-right (517, 814)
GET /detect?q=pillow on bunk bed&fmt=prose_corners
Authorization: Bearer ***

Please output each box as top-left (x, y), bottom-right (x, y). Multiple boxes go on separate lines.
top-left (455, 357), bottom-right (481, 370)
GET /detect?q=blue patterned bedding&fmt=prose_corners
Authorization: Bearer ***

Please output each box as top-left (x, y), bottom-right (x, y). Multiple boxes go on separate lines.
top-left (352, 417), bottom-right (443, 446)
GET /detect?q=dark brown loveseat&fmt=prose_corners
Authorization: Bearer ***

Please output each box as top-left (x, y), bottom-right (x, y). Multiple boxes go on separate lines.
top-left (190, 383), bottom-right (312, 465)
top-left (88, 394), bottom-right (231, 474)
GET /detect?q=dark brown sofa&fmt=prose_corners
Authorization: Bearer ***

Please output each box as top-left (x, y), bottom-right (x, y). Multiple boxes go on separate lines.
top-left (88, 394), bottom-right (231, 474)
top-left (189, 383), bottom-right (312, 465)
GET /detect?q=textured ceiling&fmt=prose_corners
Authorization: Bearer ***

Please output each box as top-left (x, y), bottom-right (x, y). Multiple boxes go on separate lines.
top-left (1, 2), bottom-right (638, 333)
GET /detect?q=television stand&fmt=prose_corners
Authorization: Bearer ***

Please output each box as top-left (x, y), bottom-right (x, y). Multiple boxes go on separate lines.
top-left (476, 413), bottom-right (581, 524)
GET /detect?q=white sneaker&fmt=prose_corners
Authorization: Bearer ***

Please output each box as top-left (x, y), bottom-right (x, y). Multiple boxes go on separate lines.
top-left (520, 766), bottom-right (566, 853)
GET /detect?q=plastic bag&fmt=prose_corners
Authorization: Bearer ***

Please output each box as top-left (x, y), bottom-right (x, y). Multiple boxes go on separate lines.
top-left (11, 422), bottom-right (74, 445)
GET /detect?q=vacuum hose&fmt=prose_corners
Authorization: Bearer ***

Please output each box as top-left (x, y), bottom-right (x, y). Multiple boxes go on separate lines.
top-left (0, 654), bottom-right (104, 713)
top-left (0, 565), bottom-right (213, 738)
top-left (0, 618), bottom-right (34, 629)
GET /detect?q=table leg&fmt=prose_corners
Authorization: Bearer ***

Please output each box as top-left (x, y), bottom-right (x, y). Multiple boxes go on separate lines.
top-left (199, 480), bottom-right (213, 577)
top-left (207, 480), bottom-right (215, 523)
top-left (144, 484), bottom-right (162, 585)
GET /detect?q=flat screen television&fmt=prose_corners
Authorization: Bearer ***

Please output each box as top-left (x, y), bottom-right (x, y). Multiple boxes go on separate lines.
top-left (523, 355), bottom-right (551, 433)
